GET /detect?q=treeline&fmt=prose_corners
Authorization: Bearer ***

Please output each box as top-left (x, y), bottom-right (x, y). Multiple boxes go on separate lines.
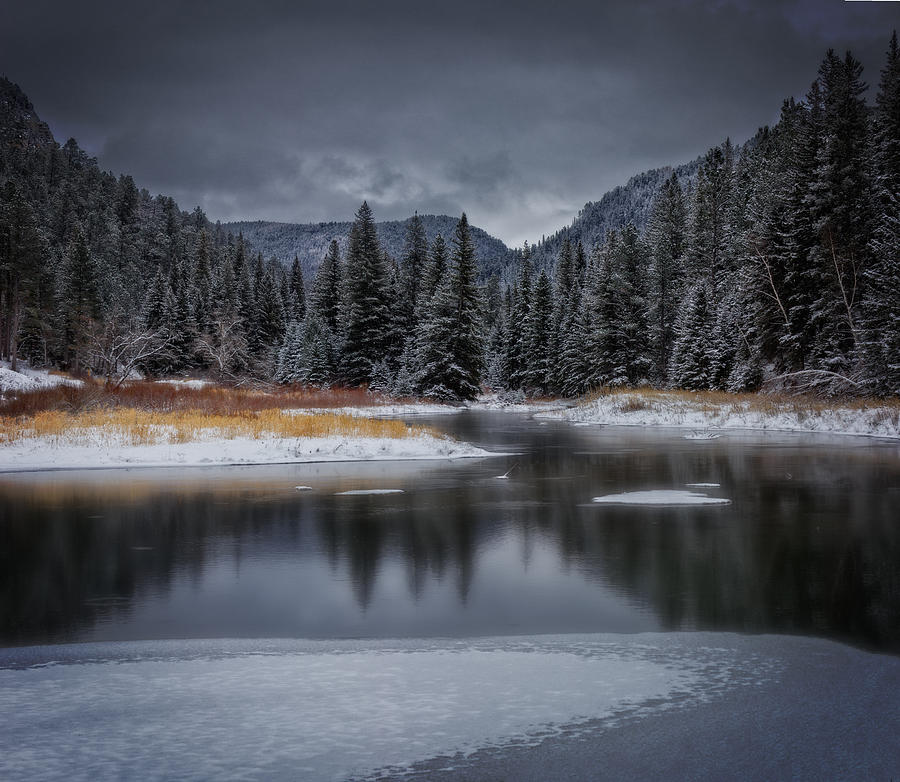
top-left (275, 205), bottom-right (484, 400)
top-left (0, 76), bottom-right (294, 381)
top-left (487, 37), bottom-right (900, 397)
top-left (2, 36), bottom-right (899, 400)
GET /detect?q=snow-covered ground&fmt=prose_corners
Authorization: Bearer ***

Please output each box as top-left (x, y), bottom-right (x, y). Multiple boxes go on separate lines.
top-left (537, 391), bottom-right (900, 439)
top-left (467, 394), bottom-right (572, 414)
top-left (0, 361), bottom-right (81, 395)
top-left (0, 431), bottom-right (497, 473)
top-left (155, 378), bottom-right (212, 389)
top-left (288, 403), bottom-right (462, 418)
top-left (0, 634), bottom-right (776, 782)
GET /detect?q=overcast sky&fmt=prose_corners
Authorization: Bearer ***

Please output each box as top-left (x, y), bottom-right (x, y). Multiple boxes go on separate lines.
top-left (3, 0), bottom-right (899, 246)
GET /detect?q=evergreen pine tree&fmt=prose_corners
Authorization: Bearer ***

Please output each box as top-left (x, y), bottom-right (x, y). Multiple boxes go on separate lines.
top-left (193, 231), bottom-right (213, 334)
top-left (57, 225), bottom-right (100, 374)
top-left (806, 49), bottom-right (872, 378)
top-left (340, 201), bottom-right (390, 386)
top-left (646, 173), bottom-right (686, 382)
top-left (616, 224), bottom-right (653, 384)
top-left (671, 282), bottom-right (717, 389)
top-left (420, 233), bottom-right (447, 305)
top-left (289, 255), bottom-right (306, 322)
top-left (0, 182), bottom-right (45, 370)
top-left (416, 214), bottom-right (484, 400)
top-left (862, 32), bottom-right (900, 392)
top-left (525, 269), bottom-right (553, 393)
top-left (312, 240), bottom-right (342, 334)
top-left (508, 244), bottom-right (532, 389)
top-left (400, 213), bottom-right (427, 331)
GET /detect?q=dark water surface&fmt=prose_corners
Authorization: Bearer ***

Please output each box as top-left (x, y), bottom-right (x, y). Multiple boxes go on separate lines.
top-left (3, 412), bottom-right (900, 652)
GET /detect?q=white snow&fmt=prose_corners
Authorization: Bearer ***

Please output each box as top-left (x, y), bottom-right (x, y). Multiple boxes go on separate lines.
top-left (591, 490), bottom-right (731, 506)
top-left (0, 432), bottom-right (498, 473)
top-left (538, 391), bottom-right (900, 439)
top-left (288, 403), bottom-right (462, 418)
top-left (467, 394), bottom-right (571, 414)
top-left (0, 361), bottom-right (82, 395)
top-left (156, 378), bottom-right (212, 389)
top-left (686, 483), bottom-right (720, 488)
top-left (0, 637), bottom-right (745, 782)
top-left (336, 488), bottom-right (404, 495)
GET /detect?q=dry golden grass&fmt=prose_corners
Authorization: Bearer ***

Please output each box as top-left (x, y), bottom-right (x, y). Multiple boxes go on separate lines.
top-left (0, 408), bottom-right (430, 447)
top-left (586, 386), bottom-right (900, 422)
top-left (0, 379), bottom-right (394, 418)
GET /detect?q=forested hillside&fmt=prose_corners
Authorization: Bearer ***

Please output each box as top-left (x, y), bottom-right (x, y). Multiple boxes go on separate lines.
top-left (488, 39), bottom-right (900, 398)
top-left (227, 215), bottom-right (517, 281)
top-left (526, 158), bottom-right (703, 271)
top-left (0, 76), bottom-right (298, 380)
top-left (2, 35), bottom-right (899, 400)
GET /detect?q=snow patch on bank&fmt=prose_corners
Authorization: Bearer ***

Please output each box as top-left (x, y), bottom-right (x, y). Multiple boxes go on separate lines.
top-left (156, 378), bottom-right (212, 389)
top-left (538, 391), bottom-right (900, 439)
top-left (0, 361), bottom-right (82, 395)
top-left (288, 403), bottom-right (462, 418)
top-left (0, 432), bottom-right (497, 473)
top-left (467, 394), bottom-right (573, 414)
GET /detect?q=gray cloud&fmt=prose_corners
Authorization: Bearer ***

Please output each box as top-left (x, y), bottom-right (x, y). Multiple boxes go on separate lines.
top-left (2, 0), bottom-right (898, 246)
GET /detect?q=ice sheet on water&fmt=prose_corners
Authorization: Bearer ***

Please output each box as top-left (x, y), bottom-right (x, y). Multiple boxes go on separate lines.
top-left (592, 490), bottom-right (731, 506)
top-left (0, 636), bottom-right (769, 782)
top-left (686, 483), bottom-right (720, 488)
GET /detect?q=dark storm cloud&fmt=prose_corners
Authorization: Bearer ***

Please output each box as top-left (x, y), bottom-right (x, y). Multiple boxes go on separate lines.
top-left (2, 0), bottom-right (898, 245)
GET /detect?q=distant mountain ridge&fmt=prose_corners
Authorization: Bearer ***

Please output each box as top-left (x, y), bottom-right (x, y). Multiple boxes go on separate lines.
top-left (226, 157), bottom-right (704, 281)
top-left (224, 215), bottom-right (518, 281)
top-left (4, 70), bottom-right (702, 286)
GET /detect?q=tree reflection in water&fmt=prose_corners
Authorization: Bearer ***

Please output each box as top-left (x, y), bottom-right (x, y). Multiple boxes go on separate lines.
top-left (1, 415), bottom-right (899, 652)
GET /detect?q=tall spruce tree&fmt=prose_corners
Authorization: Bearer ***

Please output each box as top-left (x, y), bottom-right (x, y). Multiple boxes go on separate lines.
top-left (340, 201), bottom-right (390, 386)
top-left (646, 173), bottom-right (686, 382)
top-left (416, 214), bottom-right (483, 400)
top-left (806, 49), bottom-right (872, 379)
top-left (58, 225), bottom-right (100, 374)
top-left (288, 256), bottom-right (306, 322)
top-left (863, 32), bottom-right (900, 393)
top-left (400, 213), bottom-right (427, 332)
top-left (312, 240), bottom-right (342, 334)
top-left (526, 269), bottom-right (553, 393)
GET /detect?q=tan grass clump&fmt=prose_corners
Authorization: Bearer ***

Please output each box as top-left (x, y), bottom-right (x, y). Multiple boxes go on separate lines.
top-left (0, 408), bottom-right (430, 447)
top-left (585, 386), bottom-right (900, 417)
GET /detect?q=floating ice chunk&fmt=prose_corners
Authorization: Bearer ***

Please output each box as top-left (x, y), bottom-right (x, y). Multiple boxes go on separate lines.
top-left (295, 486), bottom-right (313, 491)
top-left (335, 489), bottom-right (404, 495)
top-left (686, 483), bottom-right (720, 488)
top-left (683, 431), bottom-right (721, 440)
top-left (591, 490), bottom-right (731, 506)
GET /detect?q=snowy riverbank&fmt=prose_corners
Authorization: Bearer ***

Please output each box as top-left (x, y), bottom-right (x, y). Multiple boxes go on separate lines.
top-left (0, 361), bottom-right (81, 395)
top-left (0, 430), bottom-right (496, 473)
top-left (536, 390), bottom-right (900, 439)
